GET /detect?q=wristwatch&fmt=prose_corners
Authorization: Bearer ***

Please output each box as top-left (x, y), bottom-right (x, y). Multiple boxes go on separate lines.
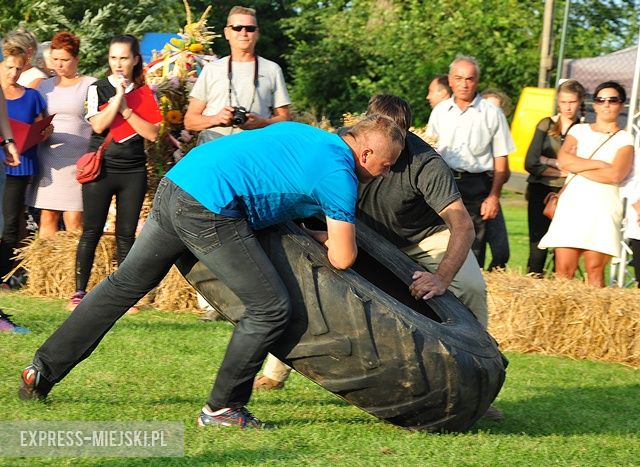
top-left (0, 138), bottom-right (15, 147)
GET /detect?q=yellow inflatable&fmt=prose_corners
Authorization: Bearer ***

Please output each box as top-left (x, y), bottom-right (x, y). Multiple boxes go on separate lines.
top-left (509, 87), bottom-right (556, 174)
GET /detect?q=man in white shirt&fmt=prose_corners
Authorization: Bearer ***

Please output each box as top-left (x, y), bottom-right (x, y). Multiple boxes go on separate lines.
top-left (427, 55), bottom-right (514, 267)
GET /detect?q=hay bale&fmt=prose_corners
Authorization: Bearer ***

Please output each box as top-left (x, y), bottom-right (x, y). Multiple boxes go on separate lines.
top-left (486, 270), bottom-right (640, 367)
top-left (14, 232), bottom-right (197, 311)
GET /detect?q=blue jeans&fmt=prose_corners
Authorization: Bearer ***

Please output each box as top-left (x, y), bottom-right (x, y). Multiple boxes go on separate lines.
top-left (33, 177), bottom-right (291, 409)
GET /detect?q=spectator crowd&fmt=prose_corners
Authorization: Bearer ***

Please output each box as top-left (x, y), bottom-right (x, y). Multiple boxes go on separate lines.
top-left (0, 4), bottom-right (637, 430)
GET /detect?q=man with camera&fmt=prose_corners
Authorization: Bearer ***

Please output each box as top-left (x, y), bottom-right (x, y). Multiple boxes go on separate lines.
top-left (184, 5), bottom-right (291, 143)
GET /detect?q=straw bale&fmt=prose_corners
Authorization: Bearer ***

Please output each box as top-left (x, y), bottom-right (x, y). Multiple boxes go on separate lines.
top-left (486, 270), bottom-right (640, 367)
top-left (14, 232), bottom-right (197, 311)
top-left (13, 234), bottom-right (640, 366)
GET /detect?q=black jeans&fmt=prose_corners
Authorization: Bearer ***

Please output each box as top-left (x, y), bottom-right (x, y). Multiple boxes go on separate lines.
top-left (75, 170), bottom-right (147, 291)
top-left (630, 238), bottom-right (640, 286)
top-left (0, 175), bottom-right (29, 281)
top-left (485, 206), bottom-right (510, 271)
top-left (526, 182), bottom-right (561, 274)
top-left (33, 178), bottom-right (291, 409)
top-left (455, 173), bottom-right (492, 268)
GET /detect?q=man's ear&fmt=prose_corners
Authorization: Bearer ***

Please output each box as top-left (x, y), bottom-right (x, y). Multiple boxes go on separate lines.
top-left (361, 147), bottom-right (373, 163)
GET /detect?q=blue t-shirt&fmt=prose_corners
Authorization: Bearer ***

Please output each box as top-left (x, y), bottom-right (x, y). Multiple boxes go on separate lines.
top-left (5, 88), bottom-right (46, 176)
top-left (167, 122), bottom-right (357, 230)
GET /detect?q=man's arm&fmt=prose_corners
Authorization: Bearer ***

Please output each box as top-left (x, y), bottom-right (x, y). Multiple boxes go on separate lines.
top-left (409, 199), bottom-right (474, 300)
top-left (184, 98), bottom-right (234, 131)
top-left (304, 217), bottom-right (357, 270)
top-left (240, 105), bottom-right (291, 130)
top-left (481, 155), bottom-right (509, 220)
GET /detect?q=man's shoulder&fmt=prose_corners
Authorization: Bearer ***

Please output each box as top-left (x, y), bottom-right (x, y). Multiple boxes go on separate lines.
top-left (428, 98), bottom-right (454, 122)
top-left (405, 132), bottom-right (443, 163)
top-left (257, 56), bottom-right (284, 72)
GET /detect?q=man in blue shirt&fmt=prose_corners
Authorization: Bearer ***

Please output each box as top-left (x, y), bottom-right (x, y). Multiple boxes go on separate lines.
top-left (19, 117), bottom-right (404, 429)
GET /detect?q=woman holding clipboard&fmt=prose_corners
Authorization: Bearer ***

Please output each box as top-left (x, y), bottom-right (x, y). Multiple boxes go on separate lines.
top-left (0, 40), bottom-right (51, 290)
top-left (68, 34), bottom-right (160, 311)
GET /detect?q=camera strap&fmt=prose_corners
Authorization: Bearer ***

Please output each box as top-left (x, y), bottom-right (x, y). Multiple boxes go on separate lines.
top-left (228, 55), bottom-right (258, 113)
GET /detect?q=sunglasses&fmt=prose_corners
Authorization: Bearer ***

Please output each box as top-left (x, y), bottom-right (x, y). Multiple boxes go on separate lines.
top-left (227, 24), bottom-right (258, 32)
top-left (593, 96), bottom-right (622, 104)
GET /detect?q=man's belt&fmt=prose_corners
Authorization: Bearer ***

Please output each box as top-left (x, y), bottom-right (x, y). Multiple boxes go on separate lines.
top-left (451, 170), bottom-right (490, 180)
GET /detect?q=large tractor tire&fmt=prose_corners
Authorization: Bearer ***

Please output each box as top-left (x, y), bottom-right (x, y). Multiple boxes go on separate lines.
top-left (176, 220), bottom-right (507, 432)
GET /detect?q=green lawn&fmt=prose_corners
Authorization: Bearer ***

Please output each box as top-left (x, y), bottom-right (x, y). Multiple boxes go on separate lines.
top-left (1, 293), bottom-right (639, 466)
top-left (500, 189), bottom-right (529, 273)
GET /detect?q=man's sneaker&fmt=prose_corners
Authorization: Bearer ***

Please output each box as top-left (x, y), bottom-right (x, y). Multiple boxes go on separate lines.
top-left (197, 405), bottom-right (275, 429)
top-left (19, 365), bottom-right (54, 400)
top-left (66, 291), bottom-right (86, 311)
top-left (253, 375), bottom-right (285, 391)
top-left (0, 310), bottom-right (30, 334)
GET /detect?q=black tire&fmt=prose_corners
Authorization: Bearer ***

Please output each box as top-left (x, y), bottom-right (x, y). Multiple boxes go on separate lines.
top-left (176, 220), bottom-right (507, 432)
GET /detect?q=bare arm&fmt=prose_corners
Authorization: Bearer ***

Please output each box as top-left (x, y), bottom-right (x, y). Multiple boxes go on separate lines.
top-left (481, 155), bottom-right (510, 220)
top-left (119, 101), bottom-right (160, 142)
top-left (89, 93), bottom-right (122, 135)
top-left (240, 105), bottom-right (291, 130)
top-left (304, 218), bottom-right (357, 270)
top-left (184, 98), bottom-right (234, 131)
top-left (557, 134), bottom-right (608, 173)
top-left (409, 199), bottom-right (474, 300)
top-left (574, 145), bottom-right (634, 184)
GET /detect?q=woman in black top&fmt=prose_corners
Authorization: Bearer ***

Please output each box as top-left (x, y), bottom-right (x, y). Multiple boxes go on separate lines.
top-left (524, 79), bottom-right (585, 276)
top-left (68, 35), bottom-right (159, 310)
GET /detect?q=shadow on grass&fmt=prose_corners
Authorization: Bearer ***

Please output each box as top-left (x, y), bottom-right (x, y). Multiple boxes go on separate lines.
top-left (474, 383), bottom-right (640, 436)
top-left (98, 447), bottom-right (304, 466)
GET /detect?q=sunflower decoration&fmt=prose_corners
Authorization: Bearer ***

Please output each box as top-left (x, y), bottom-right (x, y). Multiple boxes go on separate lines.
top-left (145, 0), bottom-right (220, 192)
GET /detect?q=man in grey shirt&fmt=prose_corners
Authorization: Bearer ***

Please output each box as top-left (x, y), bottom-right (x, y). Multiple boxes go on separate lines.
top-left (184, 5), bottom-right (291, 143)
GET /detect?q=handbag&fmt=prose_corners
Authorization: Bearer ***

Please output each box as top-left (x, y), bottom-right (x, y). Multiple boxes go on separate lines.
top-left (542, 188), bottom-right (563, 219)
top-left (542, 130), bottom-right (620, 220)
top-left (76, 134), bottom-right (113, 184)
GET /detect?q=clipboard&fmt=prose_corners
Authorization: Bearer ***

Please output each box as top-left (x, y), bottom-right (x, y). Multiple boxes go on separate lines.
top-left (8, 114), bottom-right (55, 153)
top-left (98, 85), bottom-right (163, 143)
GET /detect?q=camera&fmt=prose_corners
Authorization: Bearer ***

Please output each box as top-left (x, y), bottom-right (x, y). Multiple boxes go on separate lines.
top-left (231, 106), bottom-right (248, 126)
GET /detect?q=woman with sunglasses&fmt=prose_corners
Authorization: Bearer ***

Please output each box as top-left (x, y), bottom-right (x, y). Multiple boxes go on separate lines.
top-left (67, 34), bottom-right (159, 310)
top-left (539, 81), bottom-right (634, 287)
top-left (524, 79), bottom-right (585, 277)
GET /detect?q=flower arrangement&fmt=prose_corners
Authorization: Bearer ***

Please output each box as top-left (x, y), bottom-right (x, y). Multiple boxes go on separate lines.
top-left (144, 0), bottom-right (219, 191)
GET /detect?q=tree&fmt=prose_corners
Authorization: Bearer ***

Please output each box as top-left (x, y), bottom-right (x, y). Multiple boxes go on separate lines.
top-left (0, 0), bottom-right (182, 77)
top-left (186, 0), bottom-right (296, 78)
top-left (283, 0), bottom-right (640, 125)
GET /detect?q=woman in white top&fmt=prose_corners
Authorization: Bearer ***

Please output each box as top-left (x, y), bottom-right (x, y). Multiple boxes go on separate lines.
top-left (539, 81), bottom-right (634, 287)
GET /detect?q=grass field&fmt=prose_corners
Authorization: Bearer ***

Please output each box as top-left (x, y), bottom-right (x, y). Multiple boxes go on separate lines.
top-left (499, 189), bottom-right (529, 273)
top-left (1, 293), bottom-right (639, 466)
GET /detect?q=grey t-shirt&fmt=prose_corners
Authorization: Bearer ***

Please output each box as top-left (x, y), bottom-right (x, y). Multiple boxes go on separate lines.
top-left (190, 55), bottom-right (291, 142)
top-left (357, 131), bottom-right (461, 247)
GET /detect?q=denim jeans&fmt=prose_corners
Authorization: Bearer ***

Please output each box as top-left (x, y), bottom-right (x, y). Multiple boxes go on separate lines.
top-left (33, 177), bottom-right (291, 409)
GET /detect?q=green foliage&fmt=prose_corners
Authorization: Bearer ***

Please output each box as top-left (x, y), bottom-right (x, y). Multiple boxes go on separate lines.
top-left (2, 294), bottom-right (640, 465)
top-left (186, 0), bottom-right (297, 76)
top-left (0, 0), bottom-right (182, 77)
top-left (284, 0), bottom-right (639, 125)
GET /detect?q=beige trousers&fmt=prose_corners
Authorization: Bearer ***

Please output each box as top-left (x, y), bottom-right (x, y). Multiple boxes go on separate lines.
top-left (262, 228), bottom-right (488, 382)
